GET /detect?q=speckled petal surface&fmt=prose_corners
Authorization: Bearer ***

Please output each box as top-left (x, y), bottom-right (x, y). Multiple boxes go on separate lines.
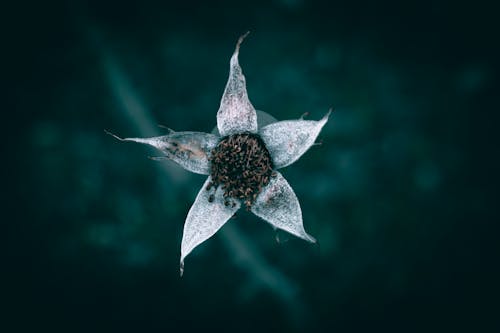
top-left (106, 131), bottom-right (219, 175)
top-left (259, 110), bottom-right (331, 169)
top-left (180, 177), bottom-right (241, 275)
top-left (216, 32), bottom-right (258, 136)
top-left (251, 171), bottom-right (316, 243)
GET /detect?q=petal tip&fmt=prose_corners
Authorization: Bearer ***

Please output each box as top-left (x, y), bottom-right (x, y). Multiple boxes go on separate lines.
top-left (305, 233), bottom-right (317, 243)
top-left (321, 108), bottom-right (333, 123)
top-left (231, 31), bottom-right (250, 65)
top-left (179, 259), bottom-right (185, 277)
top-left (236, 31), bottom-right (250, 52)
top-left (104, 129), bottom-right (124, 141)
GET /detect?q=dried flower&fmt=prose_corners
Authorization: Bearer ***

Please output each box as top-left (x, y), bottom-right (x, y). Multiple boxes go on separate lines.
top-left (107, 32), bottom-right (331, 276)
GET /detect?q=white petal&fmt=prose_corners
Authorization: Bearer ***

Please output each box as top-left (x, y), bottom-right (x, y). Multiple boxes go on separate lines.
top-left (217, 32), bottom-right (258, 136)
top-left (211, 110), bottom-right (278, 135)
top-left (105, 130), bottom-right (219, 175)
top-left (251, 171), bottom-right (316, 243)
top-left (180, 177), bottom-right (241, 276)
top-left (259, 110), bottom-right (331, 169)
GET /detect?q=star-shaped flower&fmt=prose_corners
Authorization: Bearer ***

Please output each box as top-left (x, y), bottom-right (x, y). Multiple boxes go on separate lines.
top-left (107, 32), bottom-right (331, 276)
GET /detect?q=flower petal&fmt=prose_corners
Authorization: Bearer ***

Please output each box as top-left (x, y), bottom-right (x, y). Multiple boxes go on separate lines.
top-left (251, 171), bottom-right (316, 243)
top-left (259, 110), bottom-right (331, 169)
top-left (105, 130), bottom-right (219, 175)
top-left (217, 32), bottom-right (258, 136)
top-left (180, 177), bottom-right (241, 276)
top-left (211, 110), bottom-right (278, 136)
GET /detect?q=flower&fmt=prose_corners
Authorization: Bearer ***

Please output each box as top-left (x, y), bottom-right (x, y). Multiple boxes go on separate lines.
top-left (107, 32), bottom-right (331, 276)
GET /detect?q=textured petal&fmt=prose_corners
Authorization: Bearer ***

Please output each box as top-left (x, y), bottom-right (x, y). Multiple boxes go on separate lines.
top-left (180, 177), bottom-right (241, 276)
top-left (217, 32), bottom-right (258, 136)
top-left (211, 110), bottom-right (278, 135)
top-left (105, 130), bottom-right (219, 175)
top-left (251, 172), bottom-right (316, 243)
top-left (259, 110), bottom-right (331, 169)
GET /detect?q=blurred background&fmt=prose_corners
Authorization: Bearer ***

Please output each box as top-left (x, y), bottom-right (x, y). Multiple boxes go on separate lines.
top-left (5, 0), bottom-right (498, 332)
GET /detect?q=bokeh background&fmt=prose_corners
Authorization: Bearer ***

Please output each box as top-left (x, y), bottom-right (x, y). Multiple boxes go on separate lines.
top-left (6, 0), bottom-right (498, 332)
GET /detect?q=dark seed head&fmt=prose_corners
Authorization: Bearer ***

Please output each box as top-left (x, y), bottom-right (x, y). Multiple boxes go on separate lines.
top-left (208, 194), bottom-right (215, 203)
top-left (209, 133), bottom-right (273, 209)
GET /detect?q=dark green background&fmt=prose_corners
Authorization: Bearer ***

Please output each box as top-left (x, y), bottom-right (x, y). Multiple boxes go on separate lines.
top-left (6, 0), bottom-right (498, 332)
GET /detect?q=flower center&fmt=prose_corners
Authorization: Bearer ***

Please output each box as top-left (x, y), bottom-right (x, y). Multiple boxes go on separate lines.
top-left (208, 133), bottom-right (274, 210)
